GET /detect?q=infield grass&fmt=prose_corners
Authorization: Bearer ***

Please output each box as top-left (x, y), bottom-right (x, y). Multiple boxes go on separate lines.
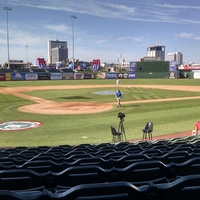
top-left (0, 79), bottom-right (200, 147)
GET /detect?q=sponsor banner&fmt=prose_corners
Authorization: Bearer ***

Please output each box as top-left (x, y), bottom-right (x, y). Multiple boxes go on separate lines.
top-left (62, 73), bottom-right (74, 80)
top-left (74, 73), bottom-right (84, 80)
top-left (194, 72), bottom-right (200, 79)
top-left (6, 73), bottom-right (11, 81)
top-left (106, 73), bottom-right (117, 79)
top-left (50, 73), bottom-right (62, 80)
top-left (169, 71), bottom-right (176, 79)
top-left (192, 70), bottom-right (200, 72)
top-left (130, 61), bottom-right (137, 71)
top-left (128, 72), bottom-right (136, 79)
top-left (36, 58), bottom-right (46, 68)
top-left (84, 73), bottom-right (94, 79)
top-left (25, 73), bottom-right (38, 80)
top-left (38, 73), bottom-right (50, 80)
top-left (91, 59), bottom-right (100, 71)
top-left (11, 73), bottom-right (25, 81)
top-left (178, 65), bottom-right (200, 70)
top-left (0, 73), bottom-right (6, 81)
top-left (96, 72), bottom-right (106, 79)
top-left (169, 61), bottom-right (177, 71)
top-left (117, 73), bottom-right (128, 79)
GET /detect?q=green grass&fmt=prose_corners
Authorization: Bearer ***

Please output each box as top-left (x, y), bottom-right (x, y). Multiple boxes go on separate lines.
top-left (24, 87), bottom-right (200, 103)
top-left (0, 79), bottom-right (200, 147)
top-left (0, 78), bottom-right (200, 87)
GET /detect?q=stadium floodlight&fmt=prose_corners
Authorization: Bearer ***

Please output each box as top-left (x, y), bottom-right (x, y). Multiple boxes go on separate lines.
top-left (3, 7), bottom-right (12, 69)
top-left (70, 15), bottom-right (77, 71)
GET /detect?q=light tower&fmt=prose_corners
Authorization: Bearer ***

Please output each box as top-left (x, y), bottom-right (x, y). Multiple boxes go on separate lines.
top-left (3, 7), bottom-right (12, 69)
top-left (70, 15), bottom-right (77, 71)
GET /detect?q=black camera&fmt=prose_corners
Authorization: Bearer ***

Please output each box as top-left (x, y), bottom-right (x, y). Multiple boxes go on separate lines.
top-left (118, 112), bottom-right (125, 120)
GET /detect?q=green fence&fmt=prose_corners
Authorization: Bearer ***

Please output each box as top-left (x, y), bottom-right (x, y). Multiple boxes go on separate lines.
top-left (136, 61), bottom-right (169, 72)
top-left (136, 72), bottom-right (169, 79)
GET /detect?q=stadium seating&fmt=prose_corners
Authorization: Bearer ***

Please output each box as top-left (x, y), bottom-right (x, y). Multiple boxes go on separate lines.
top-left (1, 136), bottom-right (200, 199)
top-left (60, 68), bottom-right (73, 72)
top-left (15, 68), bottom-right (31, 73)
top-left (47, 68), bottom-right (61, 73)
top-left (0, 69), bottom-right (14, 73)
top-left (31, 68), bottom-right (46, 73)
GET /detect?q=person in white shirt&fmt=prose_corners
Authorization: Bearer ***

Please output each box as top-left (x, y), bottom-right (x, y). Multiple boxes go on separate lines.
top-left (116, 79), bottom-right (120, 88)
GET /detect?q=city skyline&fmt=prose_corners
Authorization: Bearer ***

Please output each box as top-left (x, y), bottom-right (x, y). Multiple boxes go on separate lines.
top-left (0, 0), bottom-right (200, 65)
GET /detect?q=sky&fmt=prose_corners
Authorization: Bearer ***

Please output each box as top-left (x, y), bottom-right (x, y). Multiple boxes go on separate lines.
top-left (0, 0), bottom-right (200, 65)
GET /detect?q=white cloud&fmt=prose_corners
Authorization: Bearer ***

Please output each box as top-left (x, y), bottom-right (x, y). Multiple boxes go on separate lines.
top-left (118, 36), bottom-right (146, 43)
top-left (194, 36), bottom-right (200, 41)
top-left (1, 0), bottom-right (199, 64)
top-left (175, 32), bottom-right (200, 41)
top-left (45, 24), bottom-right (71, 34)
top-left (8, 0), bottom-right (200, 24)
top-left (161, 4), bottom-right (200, 10)
top-left (175, 32), bottom-right (194, 38)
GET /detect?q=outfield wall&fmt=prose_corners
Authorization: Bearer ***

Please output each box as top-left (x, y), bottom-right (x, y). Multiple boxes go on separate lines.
top-left (0, 70), bottom-right (185, 81)
top-left (0, 60), bottom-right (185, 81)
top-left (0, 71), bottom-right (137, 81)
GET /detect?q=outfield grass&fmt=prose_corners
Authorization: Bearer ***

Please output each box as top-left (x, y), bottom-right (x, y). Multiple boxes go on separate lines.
top-left (0, 79), bottom-right (200, 147)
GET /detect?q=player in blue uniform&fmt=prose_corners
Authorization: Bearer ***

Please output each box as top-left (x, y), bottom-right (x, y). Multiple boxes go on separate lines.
top-left (116, 90), bottom-right (122, 107)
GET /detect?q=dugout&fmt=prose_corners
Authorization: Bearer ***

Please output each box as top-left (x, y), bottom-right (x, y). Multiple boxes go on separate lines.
top-left (136, 61), bottom-right (169, 78)
top-left (178, 71), bottom-right (191, 78)
top-left (177, 65), bottom-right (200, 79)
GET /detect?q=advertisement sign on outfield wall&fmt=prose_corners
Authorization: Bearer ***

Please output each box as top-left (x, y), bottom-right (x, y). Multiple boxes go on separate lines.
top-left (130, 61), bottom-right (137, 71)
top-left (74, 73), bottom-right (84, 80)
top-left (50, 73), bottom-right (62, 80)
top-left (84, 73), bottom-right (94, 79)
top-left (11, 73), bottom-right (25, 81)
top-left (38, 73), bottom-right (50, 80)
top-left (25, 73), bottom-right (38, 80)
top-left (95, 72), bottom-right (106, 79)
top-left (62, 73), bottom-right (74, 80)
top-left (6, 73), bottom-right (11, 81)
top-left (117, 73), bottom-right (128, 79)
top-left (193, 72), bottom-right (200, 79)
top-left (106, 73), bottom-right (117, 79)
top-left (0, 73), bottom-right (6, 81)
top-left (128, 72), bottom-right (136, 79)
top-left (169, 61), bottom-right (177, 71)
top-left (169, 71), bottom-right (176, 79)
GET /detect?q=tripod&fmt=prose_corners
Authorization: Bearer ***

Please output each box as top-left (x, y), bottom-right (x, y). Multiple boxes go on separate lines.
top-left (118, 119), bottom-right (126, 141)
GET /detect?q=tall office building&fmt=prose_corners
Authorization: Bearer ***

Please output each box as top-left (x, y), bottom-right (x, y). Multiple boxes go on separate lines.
top-left (147, 46), bottom-right (165, 61)
top-left (48, 40), bottom-right (68, 64)
top-left (52, 46), bottom-right (68, 64)
top-left (167, 52), bottom-right (183, 65)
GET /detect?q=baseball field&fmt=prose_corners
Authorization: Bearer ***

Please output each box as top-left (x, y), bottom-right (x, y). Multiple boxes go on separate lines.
top-left (0, 78), bottom-right (200, 147)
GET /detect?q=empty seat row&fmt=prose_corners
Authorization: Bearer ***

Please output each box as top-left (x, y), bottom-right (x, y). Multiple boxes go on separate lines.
top-left (1, 175), bottom-right (200, 200)
top-left (1, 136), bottom-right (199, 157)
top-left (2, 157), bottom-right (200, 190)
top-left (1, 140), bottom-right (200, 172)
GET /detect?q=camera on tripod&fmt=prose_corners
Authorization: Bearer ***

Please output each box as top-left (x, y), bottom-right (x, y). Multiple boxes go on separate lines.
top-left (118, 112), bottom-right (125, 121)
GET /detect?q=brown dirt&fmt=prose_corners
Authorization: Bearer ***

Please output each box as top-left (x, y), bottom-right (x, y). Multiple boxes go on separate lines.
top-left (1, 84), bottom-right (199, 139)
top-left (0, 85), bottom-right (200, 114)
top-left (1, 84), bottom-right (200, 115)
